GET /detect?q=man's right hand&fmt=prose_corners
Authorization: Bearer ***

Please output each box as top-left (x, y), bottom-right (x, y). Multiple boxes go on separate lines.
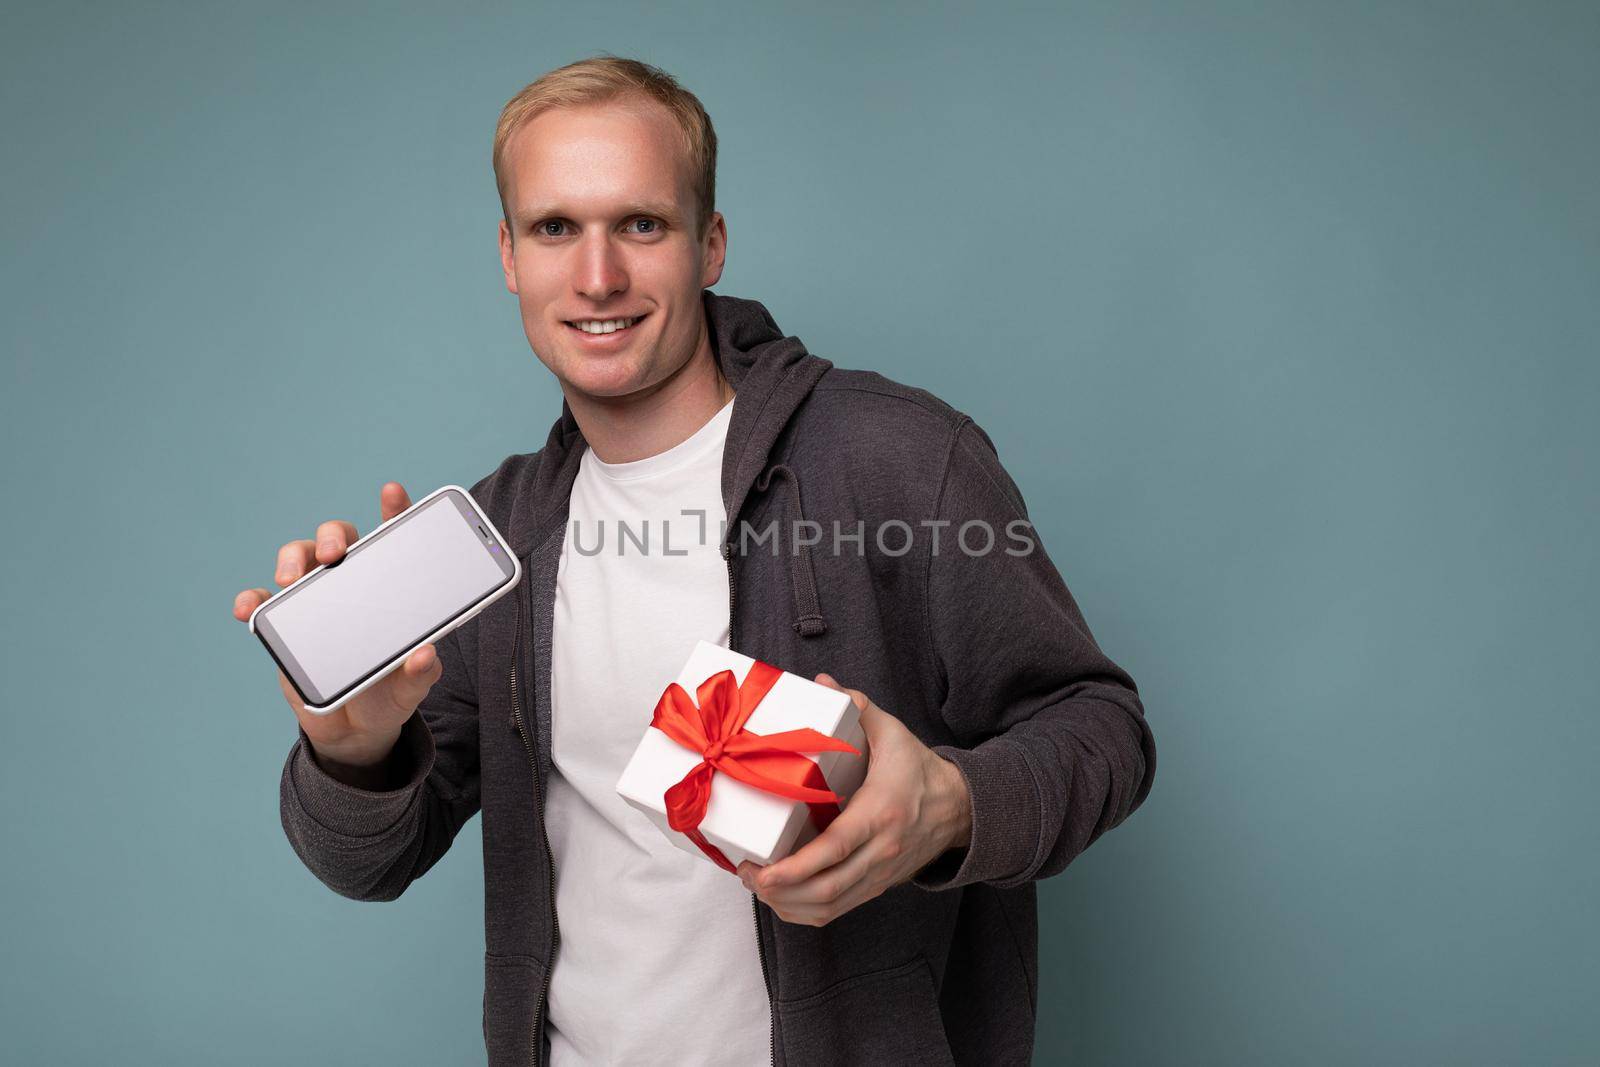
top-left (231, 481), bottom-right (443, 787)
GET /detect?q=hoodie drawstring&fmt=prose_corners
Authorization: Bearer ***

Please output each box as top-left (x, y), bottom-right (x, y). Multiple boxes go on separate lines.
top-left (752, 463), bottom-right (827, 638)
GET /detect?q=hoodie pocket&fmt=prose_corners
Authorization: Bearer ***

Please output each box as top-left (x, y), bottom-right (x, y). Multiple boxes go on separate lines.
top-left (776, 956), bottom-right (955, 1067)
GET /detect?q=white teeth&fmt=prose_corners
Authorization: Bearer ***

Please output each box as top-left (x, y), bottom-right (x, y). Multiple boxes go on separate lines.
top-left (571, 317), bottom-right (638, 334)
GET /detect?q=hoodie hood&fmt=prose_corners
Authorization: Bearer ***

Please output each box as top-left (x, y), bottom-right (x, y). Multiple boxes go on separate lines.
top-left (702, 291), bottom-right (833, 539)
top-left (516, 289), bottom-right (835, 634)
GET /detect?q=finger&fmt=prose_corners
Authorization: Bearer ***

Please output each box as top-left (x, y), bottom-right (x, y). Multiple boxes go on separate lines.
top-left (275, 539), bottom-right (318, 585)
top-left (737, 860), bottom-right (764, 892)
top-left (855, 699), bottom-right (894, 746)
top-left (770, 872), bottom-right (886, 928)
top-left (402, 643), bottom-right (437, 676)
top-left (758, 832), bottom-right (879, 908)
top-left (815, 672), bottom-right (866, 712)
top-left (767, 838), bottom-right (903, 926)
top-left (276, 669), bottom-right (306, 714)
top-left (233, 587), bottom-right (272, 621)
top-left (379, 482), bottom-right (412, 523)
top-left (757, 809), bottom-right (873, 890)
top-left (814, 869), bottom-right (894, 924)
top-left (380, 643), bottom-right (442, 711)
top-left (314, 520), bottom-right (360, 565)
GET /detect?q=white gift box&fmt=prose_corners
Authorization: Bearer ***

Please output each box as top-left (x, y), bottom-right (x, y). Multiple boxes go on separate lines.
top-left (616, 640), bottom-right (869, 869)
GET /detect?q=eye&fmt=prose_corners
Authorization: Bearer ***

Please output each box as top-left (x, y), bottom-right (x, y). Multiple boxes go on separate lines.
top-left (536, 219), bottom-right (568, 238)
top-left (628, 217), bottom-right (661, 235)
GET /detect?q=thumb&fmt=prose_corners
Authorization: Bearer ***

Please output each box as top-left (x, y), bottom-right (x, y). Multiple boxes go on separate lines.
top-left (815, 672), bottom-right (867, 712)
top-left (390, 643), bottom-right (442, 705)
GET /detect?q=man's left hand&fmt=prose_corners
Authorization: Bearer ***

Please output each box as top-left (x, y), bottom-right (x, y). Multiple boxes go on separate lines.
top-left (738, 673), bottom-right (972, 927)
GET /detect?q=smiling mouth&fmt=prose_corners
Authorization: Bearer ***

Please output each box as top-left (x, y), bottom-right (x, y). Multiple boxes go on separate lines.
top-left (564, 313), bottom-right (648, 336)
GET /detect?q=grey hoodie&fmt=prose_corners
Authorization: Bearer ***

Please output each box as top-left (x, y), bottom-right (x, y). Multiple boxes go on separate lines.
top-left (279, 291), bottom-right (1157, 1066)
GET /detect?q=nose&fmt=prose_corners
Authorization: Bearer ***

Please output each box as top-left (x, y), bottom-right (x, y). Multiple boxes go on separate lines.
top-left (574, 230), bottom-right (629, 304)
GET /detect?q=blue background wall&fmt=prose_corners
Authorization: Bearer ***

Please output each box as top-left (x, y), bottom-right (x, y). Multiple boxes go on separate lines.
top-left (3, 2), bottom-right (1595, 1063)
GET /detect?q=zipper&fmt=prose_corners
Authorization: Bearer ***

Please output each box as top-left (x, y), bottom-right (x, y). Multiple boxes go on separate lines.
top-left (725, 538), bottom-right (778, 1067)
top-left (509, 576), bottom-right (560, 1067)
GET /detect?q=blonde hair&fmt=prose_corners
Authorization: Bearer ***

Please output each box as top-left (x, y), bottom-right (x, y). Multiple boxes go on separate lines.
top-left (492, 55), bottom-right (718, 239)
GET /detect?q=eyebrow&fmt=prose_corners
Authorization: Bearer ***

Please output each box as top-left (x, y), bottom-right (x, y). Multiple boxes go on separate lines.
top-left (515, 202), bottom-right (682, 226)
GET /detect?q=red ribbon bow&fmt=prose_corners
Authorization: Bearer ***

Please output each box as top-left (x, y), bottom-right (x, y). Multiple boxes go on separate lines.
top-left (651, 659), bottom-right (860, 873)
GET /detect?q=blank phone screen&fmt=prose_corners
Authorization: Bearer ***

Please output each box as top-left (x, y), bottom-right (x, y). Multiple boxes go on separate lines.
top-left (256, 491), bottom-right (512, 705)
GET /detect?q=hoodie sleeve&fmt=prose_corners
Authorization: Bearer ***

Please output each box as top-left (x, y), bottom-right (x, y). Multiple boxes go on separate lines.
top-left (911, 417), bottom-right (1156, 891)
top-left (278, 622), bottom-right (482, 901)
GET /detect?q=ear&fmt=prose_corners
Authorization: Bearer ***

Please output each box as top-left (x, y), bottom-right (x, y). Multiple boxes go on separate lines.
top-left (498, 218), bottom-right (519, 295)
top-left (699, 210), bottom-right (727, 289)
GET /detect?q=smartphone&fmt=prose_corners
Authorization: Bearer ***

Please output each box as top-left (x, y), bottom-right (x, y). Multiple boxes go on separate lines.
top-left (248, 485), bottom-right (521, 713)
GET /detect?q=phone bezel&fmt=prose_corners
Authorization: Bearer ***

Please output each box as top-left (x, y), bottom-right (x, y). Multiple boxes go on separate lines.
top-left (247, 484), bottom-right (521, 714)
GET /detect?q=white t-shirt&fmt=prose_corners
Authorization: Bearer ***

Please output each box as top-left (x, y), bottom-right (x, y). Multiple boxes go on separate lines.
top-left (545, 398), bottom-right (770, 1066)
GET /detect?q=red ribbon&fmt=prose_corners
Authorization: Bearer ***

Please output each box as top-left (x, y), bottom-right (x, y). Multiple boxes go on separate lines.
top-left (651, 660), bottom-right (860, 873)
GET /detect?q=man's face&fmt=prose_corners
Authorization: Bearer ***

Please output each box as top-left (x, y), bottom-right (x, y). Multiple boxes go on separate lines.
top-left (497, 99), bottom-right (726, 404)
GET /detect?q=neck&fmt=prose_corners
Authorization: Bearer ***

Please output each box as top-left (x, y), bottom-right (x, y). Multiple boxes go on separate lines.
top-left (562, 324), bottom-right (734, 464)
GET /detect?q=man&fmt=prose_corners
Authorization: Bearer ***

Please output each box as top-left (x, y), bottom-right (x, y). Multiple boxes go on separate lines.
top-left (232, 56), bottom-right (1155, 1065)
